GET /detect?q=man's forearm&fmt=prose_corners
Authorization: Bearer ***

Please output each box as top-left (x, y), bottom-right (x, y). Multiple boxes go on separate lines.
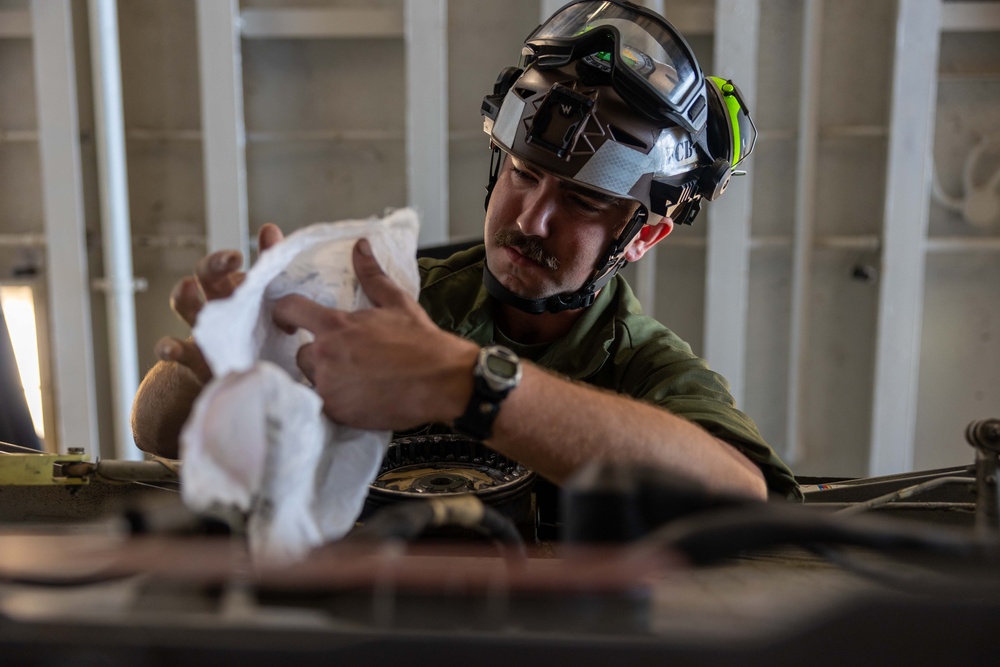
top-left (486, 363), bottom-right (768, 500)
top-left (131, 360), bottom-right (204, 459)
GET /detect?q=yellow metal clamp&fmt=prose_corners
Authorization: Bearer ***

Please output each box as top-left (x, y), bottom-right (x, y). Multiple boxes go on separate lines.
top-left (0, 452), bottom-right (90, 486)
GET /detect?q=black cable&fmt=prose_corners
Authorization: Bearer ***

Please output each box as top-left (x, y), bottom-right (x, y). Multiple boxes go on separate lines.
top-left (640, 502), bottom-right (1000, 566)
top-left (807, 542), bottom-right (1000, 600)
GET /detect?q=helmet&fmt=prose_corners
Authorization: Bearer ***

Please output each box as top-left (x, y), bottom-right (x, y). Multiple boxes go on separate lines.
top-left (480, 0), bottom-right (757, 314)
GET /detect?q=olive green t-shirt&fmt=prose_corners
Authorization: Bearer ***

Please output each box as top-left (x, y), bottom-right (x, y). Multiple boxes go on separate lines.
top-left (418, 245), bottom-right (801, 501)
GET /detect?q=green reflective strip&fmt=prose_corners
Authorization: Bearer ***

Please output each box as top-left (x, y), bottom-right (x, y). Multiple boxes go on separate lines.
top-left (709, 76), bottom-right (743, 166)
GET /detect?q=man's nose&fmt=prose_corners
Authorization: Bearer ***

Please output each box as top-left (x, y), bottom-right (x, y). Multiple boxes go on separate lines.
top-left (516, 181), bottom-right (559, 238)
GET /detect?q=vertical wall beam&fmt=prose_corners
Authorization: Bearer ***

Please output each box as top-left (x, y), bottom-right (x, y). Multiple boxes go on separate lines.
top-left (633, 1), bottom-right (664, 318)
top-left (405, 0), bottom-right (448, 246)
top-left (88, 0), bottom-right (141, 460)
top-left (785, 0), bottom-right (824, 465)
top-left (196, 0), bottom-right (249, 260)
top-left (29, 0), bottom-right (99, 455)
top-left (704, 0), bottom-right (760, 404)
top-left (869, 0), bottom-right (941, 476)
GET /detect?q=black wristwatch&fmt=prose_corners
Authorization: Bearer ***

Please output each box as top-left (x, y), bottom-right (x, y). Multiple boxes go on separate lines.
top-left (453, 345), bottom-right (522, 441)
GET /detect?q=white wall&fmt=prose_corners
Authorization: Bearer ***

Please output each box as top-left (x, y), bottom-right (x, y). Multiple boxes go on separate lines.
top-left (1, 0), bottom-right (998, 476)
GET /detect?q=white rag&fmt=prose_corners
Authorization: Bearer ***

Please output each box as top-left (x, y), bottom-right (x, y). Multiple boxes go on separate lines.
top-left (180, 208), bottom-right (420, 564)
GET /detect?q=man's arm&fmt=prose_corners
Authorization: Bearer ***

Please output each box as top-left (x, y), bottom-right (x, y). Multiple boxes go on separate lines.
top-left (492, 366), bottom-right (767, 497)
top-left (273, 239), bottom-right (768, 501)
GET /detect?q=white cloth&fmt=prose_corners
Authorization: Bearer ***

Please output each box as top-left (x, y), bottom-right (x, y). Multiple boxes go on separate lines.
top-left (180, 209), bottom-right (420, 564)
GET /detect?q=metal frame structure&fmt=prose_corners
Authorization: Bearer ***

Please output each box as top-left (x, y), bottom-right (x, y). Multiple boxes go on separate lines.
top-left (784, 0), bottom-right (824, 466)
top-left (29, 0), bottom-right (100, 457)
top-left (704, 0), bottom-right (760, 406)
top-left (87, 0), bottom-right (141, 461)
top-left (405, 0), bottom-right (449, 246)
top-left (10, 0), bottom-right (999, 475)
top-left (196, 0), bottom-right (250, 261)
top-left (868, 0), bottom-right (942, 476)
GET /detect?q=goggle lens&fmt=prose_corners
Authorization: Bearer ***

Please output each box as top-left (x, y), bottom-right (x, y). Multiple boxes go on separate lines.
top-left (527, 1), bottom-right (701, 124)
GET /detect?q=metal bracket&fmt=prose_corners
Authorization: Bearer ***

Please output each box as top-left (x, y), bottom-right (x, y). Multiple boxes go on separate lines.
top-left (966, 418), bottom-right (1000, 532)
top-left (0, 452), bottom-right (90, 486)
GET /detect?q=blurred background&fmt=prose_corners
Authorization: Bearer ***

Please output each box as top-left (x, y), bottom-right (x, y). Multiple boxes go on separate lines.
top-left (0, 0), bottom-right (996, 479)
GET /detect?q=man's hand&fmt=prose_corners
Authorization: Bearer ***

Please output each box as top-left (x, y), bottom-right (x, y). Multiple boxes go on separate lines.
top-left (272, 238), bottom-right (479, 431)
top-left (132, 224), bottom-right (286, 457)
top-left (155, 224), bottom-right (285, 382)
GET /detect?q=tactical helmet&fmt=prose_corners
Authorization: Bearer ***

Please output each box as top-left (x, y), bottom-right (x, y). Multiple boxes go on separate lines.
top-left (481, 0), bottom-right (756, 313)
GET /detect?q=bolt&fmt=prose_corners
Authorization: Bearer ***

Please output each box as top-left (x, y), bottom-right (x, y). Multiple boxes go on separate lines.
top-left (852, 264), bottom-right (878, 282)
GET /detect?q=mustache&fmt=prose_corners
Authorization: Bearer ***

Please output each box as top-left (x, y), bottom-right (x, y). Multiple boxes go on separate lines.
top-left (494, 230), bottom-right (560, 271)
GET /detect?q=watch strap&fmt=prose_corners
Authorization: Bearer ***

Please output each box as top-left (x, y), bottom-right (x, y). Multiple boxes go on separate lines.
top-left (453, 374), bottom-right (508, 441)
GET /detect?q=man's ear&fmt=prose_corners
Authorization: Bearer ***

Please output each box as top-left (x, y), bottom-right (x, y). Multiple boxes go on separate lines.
top-left (624, 217), bottom-right (673, 262)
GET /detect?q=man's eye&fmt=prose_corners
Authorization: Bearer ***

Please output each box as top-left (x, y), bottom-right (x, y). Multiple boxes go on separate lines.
top-left (572, 197), bottom-right (602, 213)
top-left (511, 166), bottom-right (535, 182)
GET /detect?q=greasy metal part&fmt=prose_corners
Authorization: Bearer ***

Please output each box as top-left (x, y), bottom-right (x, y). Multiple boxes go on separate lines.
top-left (967, 418), bottom-right (1000, 533)
top-left (816, 502), bottom-right (976, 512)
top-left (835, 477), bottom-right (975, 515)
top-left (0, 455), bottom-right (180, 486)
top-left (0, 452), bottom-right (89, 486)
top-left (88, 459), bottom-right (180, 484)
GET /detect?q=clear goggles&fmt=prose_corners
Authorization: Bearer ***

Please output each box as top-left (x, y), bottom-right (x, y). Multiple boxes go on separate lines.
top-left (524, 1), bottom-right (706, 133)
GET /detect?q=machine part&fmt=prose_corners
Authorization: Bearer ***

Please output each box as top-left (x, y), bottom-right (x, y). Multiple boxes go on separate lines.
top-left (966, 418), bottom-right (1000, 533)
top-left (365, 435), bottom-right (535, 528)
top-left (350, 495), bottom-right (526, 557)
top-left (835, 476), bottom-right (976, 516)
top-left (561, 460), bottom-right (747, 543)
top-left (0, 443), bottom-right (180, 487)
top-left (639, 500), bottom-right (1000, 567)
top-left (0, 451), bottom-right (89, 486)
top-left (60, 458), bottom-right (181, 484)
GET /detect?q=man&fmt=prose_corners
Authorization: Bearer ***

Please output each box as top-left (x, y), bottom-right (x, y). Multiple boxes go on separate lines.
top-left (132, 1), bottom-right (798, 501)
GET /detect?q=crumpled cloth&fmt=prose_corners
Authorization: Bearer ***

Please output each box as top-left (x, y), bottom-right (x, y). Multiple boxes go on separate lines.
top-left (180, 208), bottom-right (420, 564)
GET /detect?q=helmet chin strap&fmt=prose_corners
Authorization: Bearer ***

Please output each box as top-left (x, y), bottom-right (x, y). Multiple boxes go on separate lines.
top-left (483, 206), bottom-right (648, 314)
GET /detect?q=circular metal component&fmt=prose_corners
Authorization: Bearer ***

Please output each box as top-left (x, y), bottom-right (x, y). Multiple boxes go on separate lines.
top-left (365, 435), bottom-right (536, 524)
top-left (375, 464), bottom-right (498, 494)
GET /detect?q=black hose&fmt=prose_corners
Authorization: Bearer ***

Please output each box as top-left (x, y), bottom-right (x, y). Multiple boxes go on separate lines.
top-left (641, 501), bottom-right (1000, 566)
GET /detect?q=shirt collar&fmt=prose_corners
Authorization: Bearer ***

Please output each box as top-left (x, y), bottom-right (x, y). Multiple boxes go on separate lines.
top-left (461, 268), bottom-right (620, 380)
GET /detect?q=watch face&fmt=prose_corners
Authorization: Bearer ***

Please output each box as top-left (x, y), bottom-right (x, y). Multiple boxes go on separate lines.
top-left (486, 354), bottom-right (518, 379)
top-left (480, 345), bottom-right (522, 393)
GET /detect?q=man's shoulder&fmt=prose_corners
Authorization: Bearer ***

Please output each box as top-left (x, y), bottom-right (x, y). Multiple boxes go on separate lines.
top-left (605, 276), bottom-right (694, 354)
top-left (418, 243), bottom-right (486, 289)
top-left (417, 243), bottom-right (488, 334)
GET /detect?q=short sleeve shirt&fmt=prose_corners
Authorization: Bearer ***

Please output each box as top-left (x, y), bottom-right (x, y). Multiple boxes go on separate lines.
top-left (418, 245), bottom-right (801, 501)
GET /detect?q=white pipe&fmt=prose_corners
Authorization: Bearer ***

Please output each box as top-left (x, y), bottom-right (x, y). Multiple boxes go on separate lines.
top-left (785, 0), bottom-right (824, 466)
top-left (87, 0), bottom-right (142, 460)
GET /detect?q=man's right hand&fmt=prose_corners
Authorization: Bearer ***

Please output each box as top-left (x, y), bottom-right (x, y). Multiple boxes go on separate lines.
top-left (132, 223), bottom-right (285, 458)
top-left (153, 223), bottom-right (285, 383)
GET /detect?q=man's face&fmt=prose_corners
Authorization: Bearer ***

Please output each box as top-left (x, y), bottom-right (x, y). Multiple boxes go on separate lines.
top-left (484, 155), bottom-right (639, 301)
